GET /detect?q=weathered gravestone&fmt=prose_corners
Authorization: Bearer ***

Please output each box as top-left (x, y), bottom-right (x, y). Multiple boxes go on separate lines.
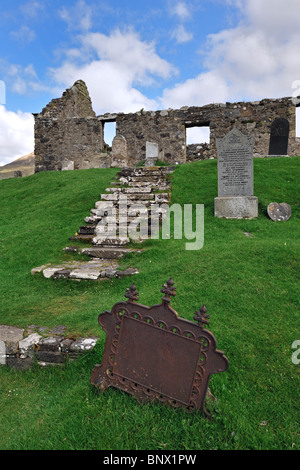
top-left (91, 278), bottom-right (228, 416)
top-left (61, 160), bottom-right (74, 171)
top-left (267, 202), bottom-right (291, 221)
top-left (145, 141), bottom-right (159, 166)
top-left (111, 135), bottom-right (128, 168)
top-left (214, 128), bottom-right (258, 219)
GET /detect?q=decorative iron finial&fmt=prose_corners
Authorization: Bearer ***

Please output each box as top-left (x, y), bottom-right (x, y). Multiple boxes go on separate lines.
top-left (125, 283), bottom-right (139, 303)
top-left (161, 277), bottom-right (176, 303)
top-left (193, 305), bottom-right (210, 328)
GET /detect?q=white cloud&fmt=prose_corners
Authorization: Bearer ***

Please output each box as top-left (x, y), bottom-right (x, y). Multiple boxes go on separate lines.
top-left (59, 0), bottom-right (93, 32)
top-left (162, 0), bottom-right (300, 108)
top-left (171, 24), bottom-right (193, 44)
top-left (172, 2), bottom-right (191, 20)
top-left (0, 60), bottom-right (44, 97)
top-left (0, 106), bottom-right (34, 166)
top-left (162, 71), bottom-right (230, 108)
top-left (20, 0), bottom-right (45, 18)
top-left (49, 29), bottom-right (177, 114)
top-left (10, 25), bottom-right (36, 45)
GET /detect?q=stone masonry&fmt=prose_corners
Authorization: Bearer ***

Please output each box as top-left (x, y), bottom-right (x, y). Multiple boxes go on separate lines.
top-left (34, 80), bottom-right (109, 172)
top-left (0, 324), bottom-right (98, 370)
top-left (34, 79), bottom-right (300, 173)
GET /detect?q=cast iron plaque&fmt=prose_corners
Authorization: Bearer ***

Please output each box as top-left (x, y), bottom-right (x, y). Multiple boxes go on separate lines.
top-left (91, 278), bottom-right (228, 415)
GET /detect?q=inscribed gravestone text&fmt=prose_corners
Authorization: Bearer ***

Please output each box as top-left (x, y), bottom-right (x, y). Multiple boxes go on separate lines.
top-left (216, 128), bottom-right (255, 197)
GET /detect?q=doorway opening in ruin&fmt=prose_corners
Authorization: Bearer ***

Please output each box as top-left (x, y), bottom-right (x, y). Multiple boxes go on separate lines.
top-left (103, 121), bottom-right (116, 149)
top-left (268, 118), bottom-right (289, 155)
top-left (185, 124), bottom-right (210, 161)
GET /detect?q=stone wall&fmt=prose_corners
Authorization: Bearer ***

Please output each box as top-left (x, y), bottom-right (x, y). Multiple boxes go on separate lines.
top-left (34, 79), bottom-right (300, 171)
top-left (34, 80), bottom-right (108, 172)
top-left (102, 98), bottom-right (300, 166)
top-left (0, 324), bottom-right (98, 370)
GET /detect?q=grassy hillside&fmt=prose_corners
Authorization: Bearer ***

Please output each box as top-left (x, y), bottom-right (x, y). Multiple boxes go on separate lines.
top-left (0, 158), bottom-right (299, 450)
top-left (0, 152), bottom-right (35, 180)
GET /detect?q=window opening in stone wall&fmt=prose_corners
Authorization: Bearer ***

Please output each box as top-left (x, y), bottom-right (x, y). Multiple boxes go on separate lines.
top-left (104, 121), bottom-right (116, 149)
top-left (186, 126), bottom-right (210, 145)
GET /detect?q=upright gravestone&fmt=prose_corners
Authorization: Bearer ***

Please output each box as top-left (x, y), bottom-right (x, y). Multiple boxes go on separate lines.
top-left (214, 128), bottom-right (258, 219)
top-left (145, 141), bottom-right (159, 166)
top-left (111, 135), bottom-right (128, 168)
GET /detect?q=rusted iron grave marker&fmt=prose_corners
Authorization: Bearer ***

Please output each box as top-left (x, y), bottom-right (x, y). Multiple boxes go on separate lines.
top-left (91, 278), bottom-right (228, 416)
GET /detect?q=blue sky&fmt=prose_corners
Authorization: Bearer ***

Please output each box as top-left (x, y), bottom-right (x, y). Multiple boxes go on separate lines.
top-left (0, 0), bottom-right (300, 165)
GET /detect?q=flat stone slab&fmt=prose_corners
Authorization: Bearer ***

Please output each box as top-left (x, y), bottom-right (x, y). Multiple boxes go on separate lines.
top-left (267, 202), bottom-right (291, 221)
top-left (63, 246), bottom-right (139, 259)
top-left (32, 259), bottom-right (138, 281)
top-left (0, 325), bottom-right (24, 343)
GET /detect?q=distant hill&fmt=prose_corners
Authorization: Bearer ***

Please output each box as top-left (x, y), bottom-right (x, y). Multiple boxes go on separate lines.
top-left (0, 152), bottom-right (35, 180)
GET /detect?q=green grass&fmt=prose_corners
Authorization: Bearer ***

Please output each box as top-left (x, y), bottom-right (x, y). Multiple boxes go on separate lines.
top-left (0, 158), bottom-right (299, 450)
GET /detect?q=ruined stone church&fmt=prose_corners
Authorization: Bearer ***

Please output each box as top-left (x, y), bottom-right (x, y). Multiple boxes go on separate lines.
top-left (33, 79), bottom-right (300, 172)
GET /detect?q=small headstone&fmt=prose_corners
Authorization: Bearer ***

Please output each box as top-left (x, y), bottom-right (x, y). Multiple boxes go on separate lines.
top-left (145, 141), bottom-right (158, 166)
top-left (214, 128), bottom-right (258, 219)
top-left (111, 135), bottom-right (128, 168)
top-left (61, 160), bottom-right (74, 171)
top-left (14, 171), bottom-right (22, 178)
top-left (267, 202), bottom-right (291, 221)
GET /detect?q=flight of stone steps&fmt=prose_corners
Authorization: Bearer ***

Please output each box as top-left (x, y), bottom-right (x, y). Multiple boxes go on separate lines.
top-left (32, 166), bottom-right (174, 281)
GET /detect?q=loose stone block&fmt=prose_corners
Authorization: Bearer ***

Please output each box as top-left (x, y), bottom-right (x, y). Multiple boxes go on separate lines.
top-left (0, 325), bottom-right (24, 363)
top-left (35, 350), bottom-right (65, 364)
top-left (19, 333), bottom-right (42, 358)
top-left (38, 336), bottom-right (64, 351)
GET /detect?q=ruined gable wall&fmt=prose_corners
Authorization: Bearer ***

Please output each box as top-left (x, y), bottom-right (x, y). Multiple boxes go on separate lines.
top-left (34, 80), bottom-right (104, 172)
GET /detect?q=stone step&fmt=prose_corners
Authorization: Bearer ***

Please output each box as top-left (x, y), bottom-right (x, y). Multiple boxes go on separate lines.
top-left (100, 193), bottom-right (155, 201)
top-left (69, 234), bottom-right (94, 243)
top-left (63, 246), bottom-right (138, 259)
top-left (118, 167), bottom-right (174, 177)
top-left (105, 187), bottom-right (153, 194)
top-left (32, 259), bottom-right (138, 281)
top-left (92, 236), bottom-right (130, 246)
top-left (78, 225), bottom-right (96, 235)
top-left (121, 176), bottom-right (168, 183)
top-left (129, 182), bottom-right (171, 190)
